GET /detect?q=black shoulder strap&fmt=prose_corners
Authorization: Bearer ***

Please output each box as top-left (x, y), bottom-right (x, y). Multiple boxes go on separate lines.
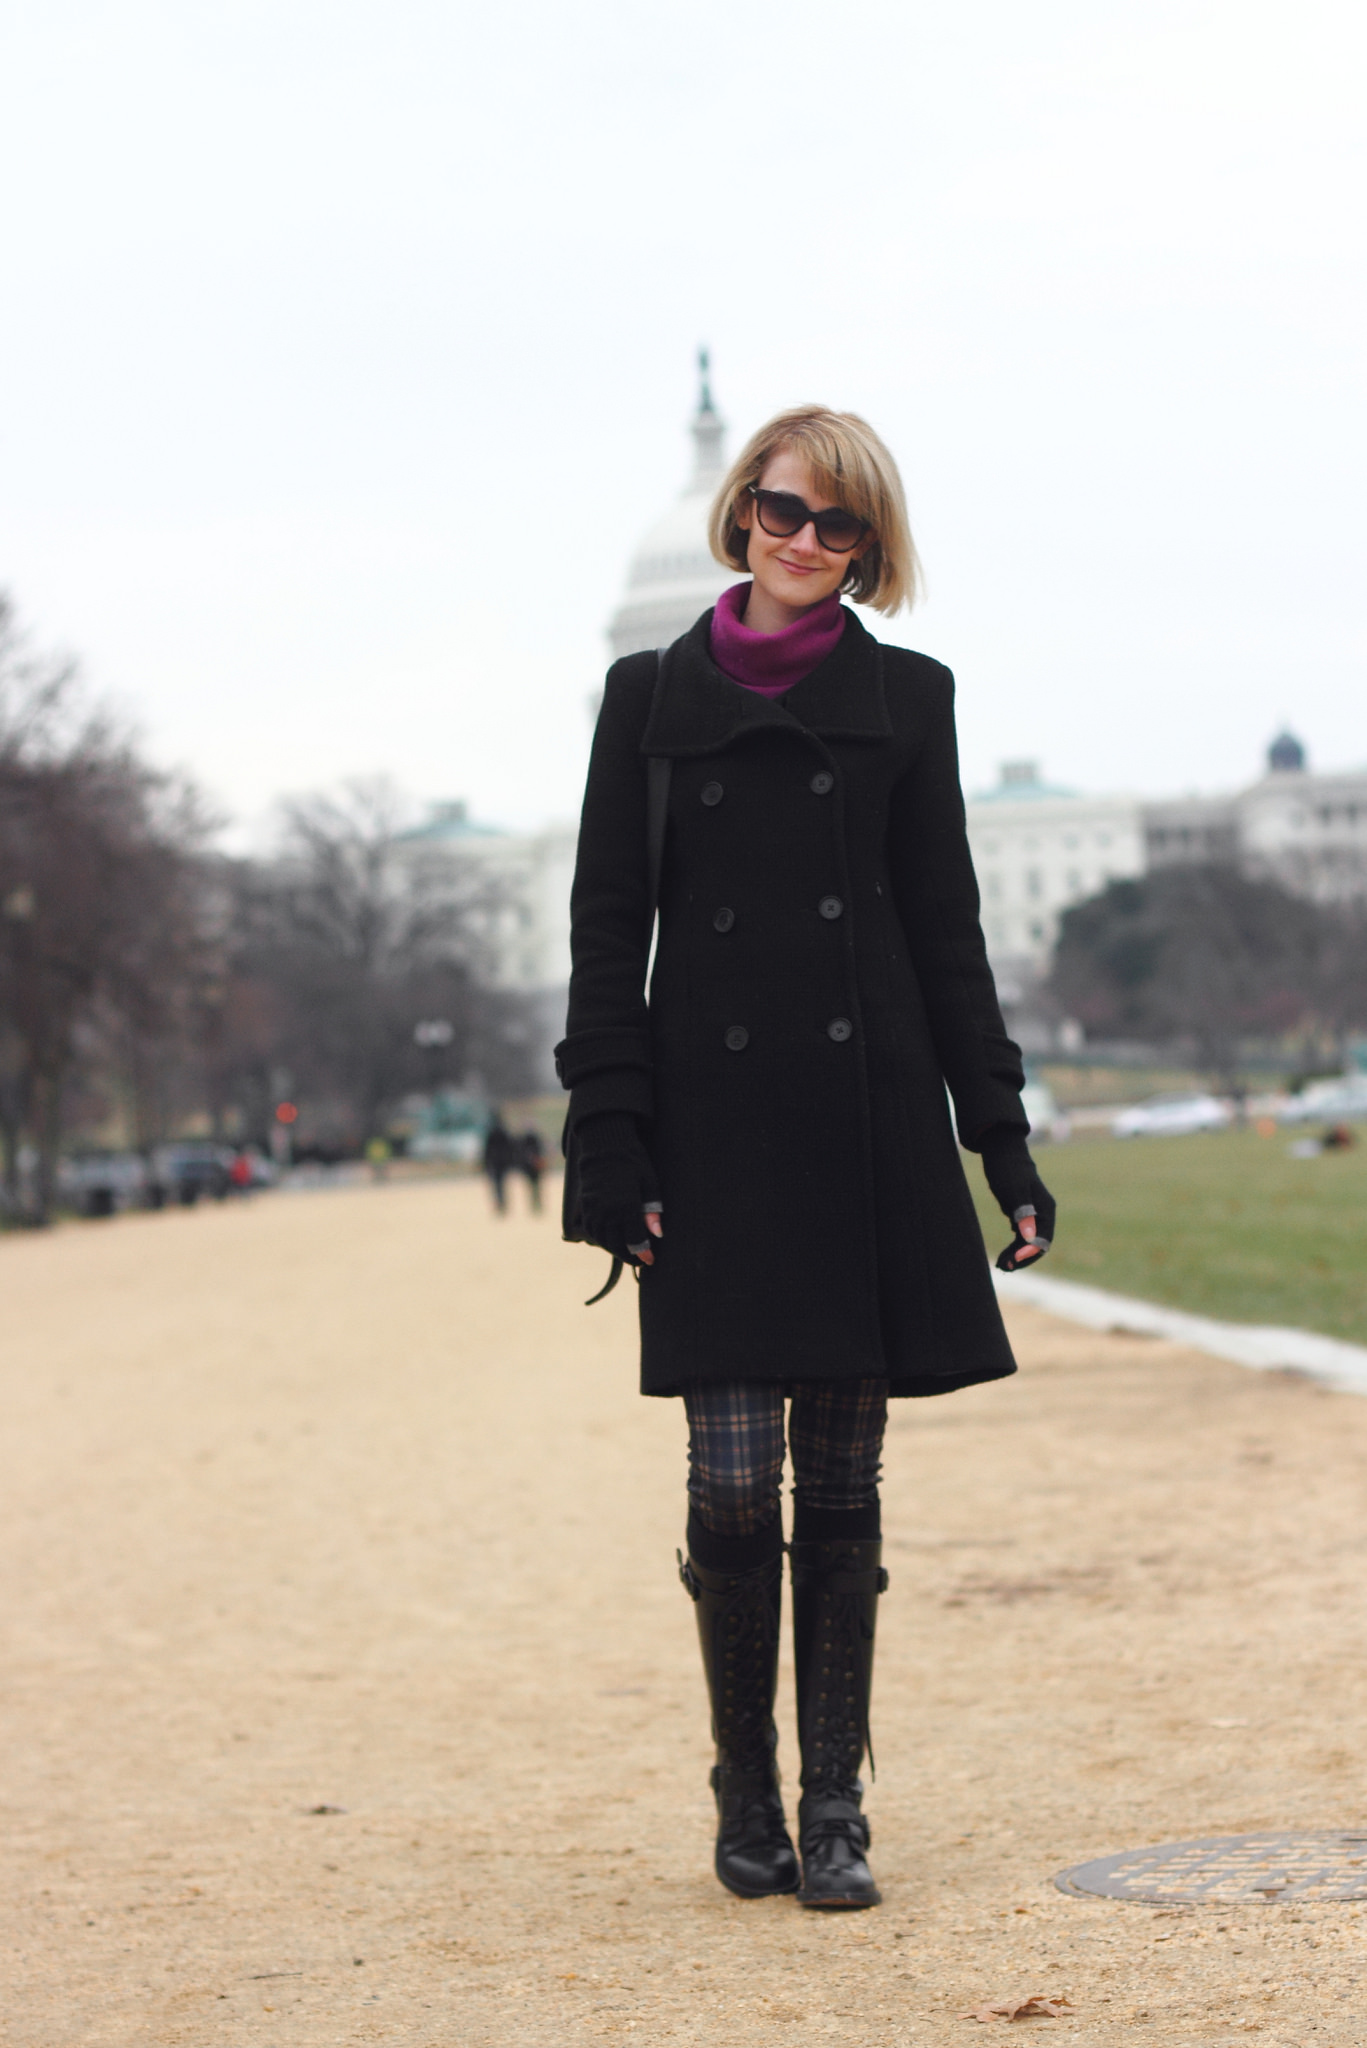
top-left (583, 656), bottom-right (671, 1309)
top-left (645, 649), bottom-right (671, 928)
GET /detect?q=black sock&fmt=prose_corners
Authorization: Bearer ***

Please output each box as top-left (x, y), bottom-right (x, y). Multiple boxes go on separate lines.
top-left (686, 1507), bottom-right (783, 1574)
top-left (791, 1500), bottom-right (881, 1544)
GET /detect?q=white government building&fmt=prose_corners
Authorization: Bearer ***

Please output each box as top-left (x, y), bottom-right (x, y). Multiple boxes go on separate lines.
top-left (963, 767), bottom-right (1145, 1003)
top-left (972, 731), bottom-right (1367, 1006)
top-left (410, 363), bottom-right (1367, 1073)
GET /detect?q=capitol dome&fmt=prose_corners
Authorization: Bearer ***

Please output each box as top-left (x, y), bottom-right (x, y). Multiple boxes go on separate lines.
top-left (607, 353), bottom-right (738, 660)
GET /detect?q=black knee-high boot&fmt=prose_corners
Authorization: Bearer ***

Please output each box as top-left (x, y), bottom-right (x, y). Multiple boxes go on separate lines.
top-left (790, 1535), bottom-right (887, 1909)
top-left (678, 1539), bottom-right (800, 1898)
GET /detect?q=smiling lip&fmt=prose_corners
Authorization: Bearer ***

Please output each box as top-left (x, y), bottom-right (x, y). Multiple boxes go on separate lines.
top-left (777, 558), bottom-right (820, 575)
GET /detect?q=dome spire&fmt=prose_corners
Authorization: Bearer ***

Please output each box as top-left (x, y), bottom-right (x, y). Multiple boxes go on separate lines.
top-left (1267, 729), bottom-right (1306, 774)
top-left (605, 355), bottom-right (736, 660)
top-left (689, 346), bottom-right (726, 489)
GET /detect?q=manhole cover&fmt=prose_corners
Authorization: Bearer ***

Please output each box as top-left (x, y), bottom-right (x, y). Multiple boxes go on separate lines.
top-left (1056, 1831), bottom-right (1367, 1905)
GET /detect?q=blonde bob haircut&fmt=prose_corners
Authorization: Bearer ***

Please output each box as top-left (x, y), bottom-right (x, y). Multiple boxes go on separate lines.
top-left (707, 405), bottom-right (920, 615)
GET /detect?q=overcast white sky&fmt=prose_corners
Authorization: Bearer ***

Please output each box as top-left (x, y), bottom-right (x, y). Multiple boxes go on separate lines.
top-left (1, 0), bottom-right (1363, 839)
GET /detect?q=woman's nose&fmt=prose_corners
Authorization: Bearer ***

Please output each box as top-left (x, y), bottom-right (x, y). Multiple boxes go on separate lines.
top-left (788, 519), bottom-right (824, 557)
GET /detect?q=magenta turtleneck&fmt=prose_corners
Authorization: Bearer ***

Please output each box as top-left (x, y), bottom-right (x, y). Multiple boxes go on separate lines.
top-left (708, 581), bottom-right (846, 697)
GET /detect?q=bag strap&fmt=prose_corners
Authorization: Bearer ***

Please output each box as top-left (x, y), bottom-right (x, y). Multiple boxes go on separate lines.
top-left (584, 653), bottom-right (670, 1309)
top-left (645, 650), bottom-right (671, 933)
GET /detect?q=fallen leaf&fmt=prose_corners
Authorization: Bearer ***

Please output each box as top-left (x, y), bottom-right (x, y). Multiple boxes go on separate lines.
top-left (961, 1994), bottom-right (1075, 2022)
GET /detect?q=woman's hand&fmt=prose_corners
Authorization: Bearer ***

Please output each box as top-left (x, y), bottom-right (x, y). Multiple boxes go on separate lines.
top-left (628, 1207), bottom-right (664, 1267)
top-left (1014, 1212), bottom-right (1042, 1261)
top-left (977, 1125), bottom-right (1056, 1273)
top-left (574, 1113), bottom-right (663, 1265)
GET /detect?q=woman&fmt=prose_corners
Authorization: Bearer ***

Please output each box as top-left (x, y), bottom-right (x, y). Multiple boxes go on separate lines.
top-left (556, 406), bottom-right (1054, 1911)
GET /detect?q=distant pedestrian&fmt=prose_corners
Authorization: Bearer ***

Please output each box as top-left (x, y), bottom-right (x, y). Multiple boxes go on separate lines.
top-left (558, 404), bottom-right (1056, 1911)
top-left (482, 1114), bottom-right (517, 1215)
top-left (517, 1127), bottom-right (547, 1212)
top-left (228, 1151), bottom-right (253, 1194)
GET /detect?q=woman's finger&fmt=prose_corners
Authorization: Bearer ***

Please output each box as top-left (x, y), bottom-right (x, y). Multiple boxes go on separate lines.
top-left (629, 1209), bottom-right (663, 1264)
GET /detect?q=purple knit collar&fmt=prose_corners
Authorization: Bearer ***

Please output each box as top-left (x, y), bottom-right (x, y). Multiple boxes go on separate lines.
top-left (708, 581), bottom-right (846, 697)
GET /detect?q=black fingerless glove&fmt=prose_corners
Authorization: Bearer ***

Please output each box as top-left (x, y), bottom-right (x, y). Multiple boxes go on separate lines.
top-left (978, 1125), bottom-right (1056, 1272)
top-left (573, 1112), bottom-right (661, 1263)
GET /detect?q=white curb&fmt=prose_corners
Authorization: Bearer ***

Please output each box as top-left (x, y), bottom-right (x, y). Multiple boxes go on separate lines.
top-left (993, 1268), bottom-right (1367, 1397)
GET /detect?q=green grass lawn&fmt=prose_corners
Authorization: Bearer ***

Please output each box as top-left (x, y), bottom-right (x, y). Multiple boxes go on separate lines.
top-left (966, 1125), bottom-right (1367, 1346)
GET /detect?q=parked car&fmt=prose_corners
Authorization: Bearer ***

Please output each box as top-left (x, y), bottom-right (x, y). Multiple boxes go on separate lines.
top-left (1280, 1074), bottom-right (1367, 1125)
top-left (1112, 1093), bottom-right (1233, 1138)
top-left (149, 1142), bottom-right (237, 1205)
top-left (58, 1150), bottom-right (150, 1218)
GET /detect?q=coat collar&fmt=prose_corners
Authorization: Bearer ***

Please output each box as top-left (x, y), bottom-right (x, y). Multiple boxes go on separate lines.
top-left (640, 605), bottom-right (892, 758)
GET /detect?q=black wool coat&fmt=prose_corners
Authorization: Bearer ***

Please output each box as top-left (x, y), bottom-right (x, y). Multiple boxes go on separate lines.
top-left (558, 605), bottom-right (1029, 1400)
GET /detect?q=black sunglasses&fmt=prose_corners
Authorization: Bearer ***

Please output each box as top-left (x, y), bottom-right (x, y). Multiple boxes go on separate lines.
top-left (746, 485), bottom-right (870, 554)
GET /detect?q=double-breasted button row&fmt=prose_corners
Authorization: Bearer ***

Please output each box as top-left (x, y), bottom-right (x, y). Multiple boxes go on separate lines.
top-left (724, 1020), bottom-right (852, 1050)
top-left (713, 900), bottom-right (840, 932)
top-left (713, 900), bottom-right (841, 931)
top-left (705, 771), bottom-right (833, 801)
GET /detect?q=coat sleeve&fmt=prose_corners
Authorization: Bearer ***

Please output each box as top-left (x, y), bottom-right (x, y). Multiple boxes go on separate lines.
top-left (885, 666), bottom-right (1028, 1148)
top-left (555, 658), bottom-right (657, 1126)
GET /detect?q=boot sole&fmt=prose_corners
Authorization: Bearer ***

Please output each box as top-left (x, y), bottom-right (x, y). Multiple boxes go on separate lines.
top-left (716, 1862), bottom-right (801, 1899)
top-left (798, 1887), bottom-right (882, 1910)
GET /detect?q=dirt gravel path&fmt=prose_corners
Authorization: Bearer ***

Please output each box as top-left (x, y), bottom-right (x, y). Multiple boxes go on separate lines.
top-left (4, 1177), bottom-right (1367, 2046)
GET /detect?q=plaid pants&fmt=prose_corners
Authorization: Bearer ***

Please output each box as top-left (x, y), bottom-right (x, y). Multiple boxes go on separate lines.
top-left (684, 1380), bottom-right (888, 1537)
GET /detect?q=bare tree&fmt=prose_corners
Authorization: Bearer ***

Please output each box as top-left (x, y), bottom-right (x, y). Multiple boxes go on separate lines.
top-left (0, 593), bottom-right (78, 1197)
top-left (0, 595), bottom-right (211, 1219)
top-left (1049, 864), bottom-right (1361, 1082)
top-left (1, 596), bottom-right (544, 1200)
top-left (212, 779), bottom-right (533, 1148)
top-left (0, 592), bottom-right (79, 768)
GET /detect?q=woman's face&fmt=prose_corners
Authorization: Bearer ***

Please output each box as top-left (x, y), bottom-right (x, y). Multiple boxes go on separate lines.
top-left (735, 447), bottom-right (871, 617)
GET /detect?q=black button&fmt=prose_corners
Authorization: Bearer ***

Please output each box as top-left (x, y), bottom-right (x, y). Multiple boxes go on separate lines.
top-left (713, 907), bottom-right (735, 933)
top-left (724, 1025), bottom-right (749, 1052)
top-left (827, 1017), bottom-right (853, 1042)
top-left (819, 896), bottom-right (843, 920)
top-left (701, 780), bottom-right (724, 807)
top-left (810, 771), bottom-right (834, 795)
